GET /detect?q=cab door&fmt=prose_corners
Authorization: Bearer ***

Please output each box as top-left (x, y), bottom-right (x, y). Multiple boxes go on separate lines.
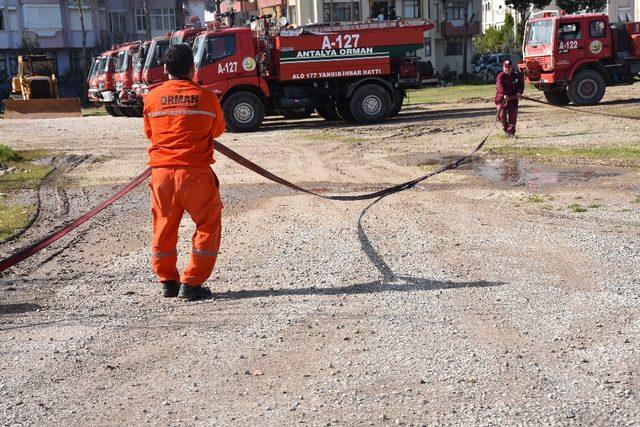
top-left (555, 20), bottom-right (584, 73)
top-left (195, 34), bottom-right (239, 93)
top-left (586, 18), bottom-right (611, 59)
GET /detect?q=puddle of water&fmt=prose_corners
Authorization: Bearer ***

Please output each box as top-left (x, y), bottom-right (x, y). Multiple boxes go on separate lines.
top-left (420, 156), bottom-right (620, 186)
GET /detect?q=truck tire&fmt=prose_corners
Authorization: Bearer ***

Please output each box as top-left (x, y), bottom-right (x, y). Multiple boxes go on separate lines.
top-left (105, 105), bottom-right (119, 116)
top-left (389, 89), bottom-right (406, 117)
top-left (316, 102), bottom-right (341, 121)
top-left (223, 92), bottom-right (265, 132)
top-left (568, 70), bottom-right (606, 106)
top-left (543, 89), bottom-right (570, 106)
top-left (336, 100), bottom-right (356, 122)
top-left (349, 84), bottom-right (392, 124)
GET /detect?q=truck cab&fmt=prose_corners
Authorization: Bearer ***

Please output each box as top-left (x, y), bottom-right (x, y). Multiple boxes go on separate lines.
top-left (521, 11), bottom-right (640, 105)
top-left (113, 42), bottom-right (141, 116)
top-left (96, 50), bottom-right (117, 106)
top-left (87, 56), bottom-right (103, 103)
top-left (193, 27), bottom-right (261, 94)
top-left (141, 34), bottom-right (171, 94)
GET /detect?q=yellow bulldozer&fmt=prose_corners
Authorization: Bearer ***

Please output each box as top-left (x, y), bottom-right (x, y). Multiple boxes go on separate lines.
top-left (2, 55), bottom-right (82, 119)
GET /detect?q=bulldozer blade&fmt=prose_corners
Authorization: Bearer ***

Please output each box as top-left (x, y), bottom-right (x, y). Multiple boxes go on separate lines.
top-left (2, 98), bottom-right (82, 119)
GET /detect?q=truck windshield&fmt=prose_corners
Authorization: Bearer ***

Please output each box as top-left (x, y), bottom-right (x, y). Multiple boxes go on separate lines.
top-left (114, 51), bottom-right (128, 73)
top-left (88, 58), bottom-right (100, 77)
top-left (526, 19), bottom-right (553, 47)
top-left (101, 56), bottom-right (112, 74)
top-left (133, 45), bottom-right (148, 73)
top-left (144, 39), bottom-right (169, 70)
top-left (194, 35), bottom-right (236, 68)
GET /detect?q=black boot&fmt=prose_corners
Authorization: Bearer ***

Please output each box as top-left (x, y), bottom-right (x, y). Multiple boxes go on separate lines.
top-left (161, 280), bottom-right (180, 298)
top-left (178, 283), bottom-right (213, 301)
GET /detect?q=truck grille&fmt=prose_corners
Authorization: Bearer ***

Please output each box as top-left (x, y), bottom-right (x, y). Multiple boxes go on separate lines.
top-left (29, 80), bottom-right (52, 99)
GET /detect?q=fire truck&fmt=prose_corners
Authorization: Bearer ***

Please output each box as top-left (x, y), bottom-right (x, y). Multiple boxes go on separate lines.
top-left (117, 40), bottom-right (150, 117)
top-left (520, 10), bottom-right (640, 105)
top-left (87, 56), bottom-right (103, 103)
top-left (186, 17), bottom-right (436, 132)
top-left (92, 42), bottom-right (139, 116)
top-left (113, 41), bottom-right (141, 116)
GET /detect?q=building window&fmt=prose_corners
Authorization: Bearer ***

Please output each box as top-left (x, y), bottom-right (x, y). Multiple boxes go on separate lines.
top-left (0, 52), bottom-right (7, 81)
top-left (323, 1), bottom-right (360, 22)
top-left (288, 5), bottom-right (296, 25)
top-left (403, 0), bottom-right (420, 18)
top-left (151, 8), bottom-right (175, 31)
top-left (69, 50), bottom-right (85, 72)
top-left (424, 37), bottom-right (431, 56)
top-left (135, 8), bottom-right (146, 31)
top-left (0, 10), bottom-right (5, 31)
top-left (445, 37), bottom-right (463, 55)
top-left (9, 54), bottom-right (18, 76)
top-left (446, 1), bottom-right (465, 20)
top-left (110, 12), bottom-right (126, 33)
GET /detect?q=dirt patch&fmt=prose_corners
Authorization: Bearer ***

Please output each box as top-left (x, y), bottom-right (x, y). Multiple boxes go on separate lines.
top-left (0, 86), bottom-right (639, 425)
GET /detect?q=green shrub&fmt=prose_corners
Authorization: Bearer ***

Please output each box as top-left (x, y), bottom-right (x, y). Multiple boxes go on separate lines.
top-left (0, 144), bottom-right (23, 162)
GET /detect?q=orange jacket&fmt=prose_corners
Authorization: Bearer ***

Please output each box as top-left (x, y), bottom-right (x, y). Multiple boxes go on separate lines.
top-left (143, 79), bottom-right (225, 167)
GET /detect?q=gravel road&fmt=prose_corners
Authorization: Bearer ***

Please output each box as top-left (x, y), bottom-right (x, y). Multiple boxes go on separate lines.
top-left (1, 88), bottom-right (639, 425)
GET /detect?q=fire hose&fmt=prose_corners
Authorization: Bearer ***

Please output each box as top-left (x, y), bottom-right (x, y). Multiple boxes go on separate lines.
top-left (0, 97), bottom-right (637, 273)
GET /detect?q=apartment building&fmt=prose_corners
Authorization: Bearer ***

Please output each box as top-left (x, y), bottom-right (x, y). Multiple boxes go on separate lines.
top-left (0, 0), bottom-right (206, 82)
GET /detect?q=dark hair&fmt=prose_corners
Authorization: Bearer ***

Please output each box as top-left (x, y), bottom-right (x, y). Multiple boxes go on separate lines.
top-left (163, 44), bottom-right (194, 77)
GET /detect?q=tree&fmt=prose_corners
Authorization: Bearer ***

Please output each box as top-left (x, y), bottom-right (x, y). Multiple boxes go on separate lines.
top-left (475, 13), bottom-right (517, 55)
top-left (505, 0), bottom-right (552, 43)
top-left (143, 0), bottom-right (151, 40)
top-left (75, 0), bottom-right (89, 104)
top-left (555, 0), bottom-right (606, 14)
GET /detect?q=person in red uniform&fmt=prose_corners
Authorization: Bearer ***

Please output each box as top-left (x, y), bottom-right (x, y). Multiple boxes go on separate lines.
top-left (143, 44), bottom-right (225, 300)
top-left (495, 59), bottom-right (524, 137)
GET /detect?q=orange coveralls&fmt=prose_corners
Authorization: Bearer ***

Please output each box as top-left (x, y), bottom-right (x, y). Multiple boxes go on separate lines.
top-left (143, 79), bottom-right (225, 286)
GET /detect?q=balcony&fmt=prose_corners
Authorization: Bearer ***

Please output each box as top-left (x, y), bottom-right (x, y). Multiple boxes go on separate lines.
top-left (440, 20), bottom-right (480, 37)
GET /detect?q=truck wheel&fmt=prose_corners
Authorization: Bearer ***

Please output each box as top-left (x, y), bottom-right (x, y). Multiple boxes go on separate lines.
top-left (105, 105), bottom-right (119, 116)
top-left (543, 89), bottom-right (570, 106)
top-left (223, 92), bottom-right (265, 132)
top-left (389, 89), bottom-right (406, 117)
top-left (349, 84), bottom-right (392, 124)
top-left (316, 102), bottom-right (341, 121)
top-left (336, 100), bottom-right (356, 122)
top-left (568, 70), bottom-right (606, 106)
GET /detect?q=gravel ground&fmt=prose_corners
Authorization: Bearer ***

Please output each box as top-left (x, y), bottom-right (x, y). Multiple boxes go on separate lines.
top-left (0, 86), bottom-right (639, 425)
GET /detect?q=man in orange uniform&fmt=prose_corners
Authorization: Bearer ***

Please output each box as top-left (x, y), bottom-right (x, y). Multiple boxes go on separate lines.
top-left (143, 44), bottom-right (225, 300)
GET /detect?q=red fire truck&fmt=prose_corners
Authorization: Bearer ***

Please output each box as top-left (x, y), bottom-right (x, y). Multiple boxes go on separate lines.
top-left (188, 18), bottom-right (436, 132)
top-left (141, 34), bottom-right (172, 95)
top-left (94, 48), bottom-right (118, 114)
top-left (520, 10), bottom-right (640, 105)
top-left (113, 41), bottom-right (141, 116)
top-left (87, 56), bottom-right (103, 103)
top-left (118, 40), bottom-right (150, 117)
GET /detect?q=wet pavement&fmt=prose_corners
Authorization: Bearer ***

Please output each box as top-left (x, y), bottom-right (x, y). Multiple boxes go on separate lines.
top-left (419, 156), bottom-right (621, 187)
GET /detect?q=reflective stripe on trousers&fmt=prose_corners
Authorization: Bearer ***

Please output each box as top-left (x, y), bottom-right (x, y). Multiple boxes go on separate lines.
top-left (192, 248), bottom-right (219, 257)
